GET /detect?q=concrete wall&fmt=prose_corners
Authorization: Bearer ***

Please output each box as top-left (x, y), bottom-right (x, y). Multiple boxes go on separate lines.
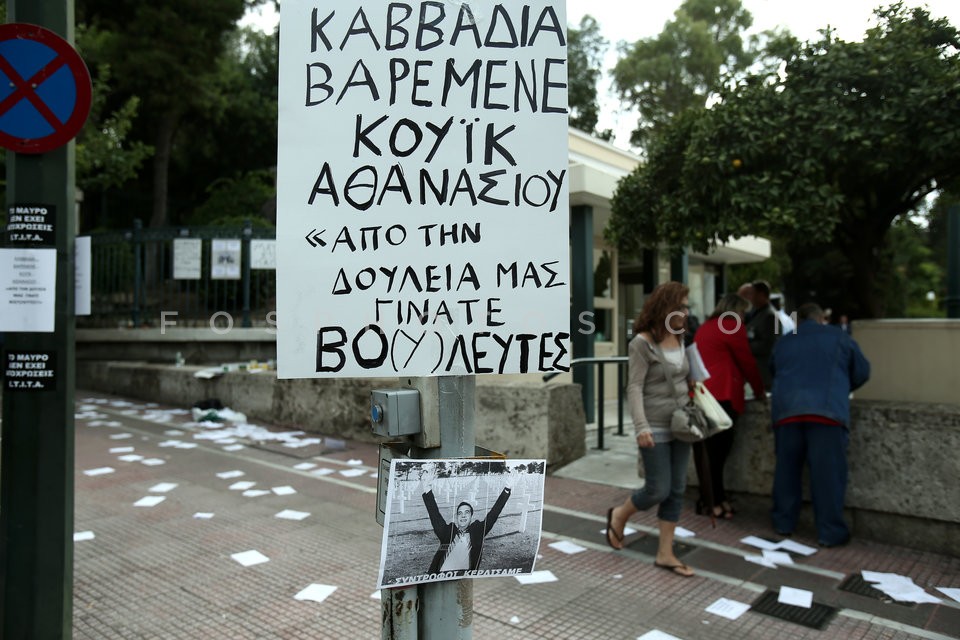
top-left (696, 399), bottom-right (960, 556)
top-left (76, 361), bottom-right (586, 470)
top-left (850, 319), bottom-right (960, 406)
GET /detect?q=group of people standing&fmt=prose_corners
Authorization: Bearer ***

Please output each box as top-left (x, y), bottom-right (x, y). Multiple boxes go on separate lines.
top-left (605, 281), bottom-right (870, 577)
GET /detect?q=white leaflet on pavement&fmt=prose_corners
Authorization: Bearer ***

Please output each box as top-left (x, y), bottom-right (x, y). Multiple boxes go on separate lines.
top-left (636, 631), bottom-right (683, 640)
top-left (242, 489), bottom-right (271, 498)
top-left (229, 481), bottom-right (256, 491)
top-left (275, 509), bottom-right (311, 521)
top-left (133, 496), bottom-right (166, 507)
top-left (311, 468), bottom-right (335, 476)
top-left (141, 458), bottom-right (165, 466)
top-left (515, 570), bottom-right (557, 585)
top-left (74, 531), bottom-right (95, 542)
top-left (164, 430), bottom-right (185, 436)
top-left (109, 447), bottom-right (134, 454)
top-left (778, 586), bottom-right (813, 608)
top-left (231, 550), bottom-right (269, 567)
top-left (217, 470), bottom-right (245, 479)
top-left (109, 433), bottom-right (134, 440)
top-left (744, 555), bottom-right (779, 569)
top-left (740, 535), bottom-right (781, 550)
top-left (293, 462), bottom-right (317, 470)
top-left (346, 459), bottom-right (363, 465)
top-left (117, 454), bottom-right (145, 462)
top-left (548, 540), bottom-right (586, 555)
top-left (704, 598), bottom-right (751, 620)
top-left (148, 482), bottom-right (178, 493)
top-left (223, 444), bottom-right (246, 451)
top-left (936, 587), bottom-right (960, 604)
top-left (674, 526), bottom-right (696, 538)
top-left (193, 512), bottom-right (214, 519)
top-left (761, 550), bottom-right (795, 565)
top-left (776, 539), bottom-right (818, 556)
top-left (293, 584), bottom-right (337, 603)
top-left (83, 467), bottom-right (115, 477)
top-left (272, 486), bottom-right (297, 496)
top-left (339, 468), bottom-right (367, 477)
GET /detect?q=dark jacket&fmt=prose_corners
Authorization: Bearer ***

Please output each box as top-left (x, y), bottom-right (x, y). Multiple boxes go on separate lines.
top-left (747, 304), bottom-right (779, 388)
top-left (770, 320), bottom-right (871, 426)
top-left (422, 487), bottom-right (511, 573)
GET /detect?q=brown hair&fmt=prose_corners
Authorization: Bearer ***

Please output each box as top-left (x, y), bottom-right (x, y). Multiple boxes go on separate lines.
top-left (633, 281), bottom-right (690, 343)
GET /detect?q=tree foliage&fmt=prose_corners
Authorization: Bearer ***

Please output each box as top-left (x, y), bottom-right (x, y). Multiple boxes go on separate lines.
top-left (610, 0), bottom-right (761, 148)
top-left (608, 4), bottom-right (960, 318)
top-left (567, 15), bottom-right (612, 140)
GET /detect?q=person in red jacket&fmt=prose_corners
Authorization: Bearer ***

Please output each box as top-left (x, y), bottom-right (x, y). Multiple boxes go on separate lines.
top-left (692, 293), bottom-right (766, 519)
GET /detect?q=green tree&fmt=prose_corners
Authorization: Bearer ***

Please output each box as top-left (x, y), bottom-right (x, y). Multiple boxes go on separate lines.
top-left (608, 4), bottom-right (960, 318)
top-left (77, 0), bottom-right (255, 228)
top-left (610, 0), bottom-right (761, 148)
top-left (567, 15), bottom-right (612, 140)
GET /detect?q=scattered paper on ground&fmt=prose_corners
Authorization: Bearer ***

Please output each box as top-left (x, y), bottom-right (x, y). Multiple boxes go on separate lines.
top-left (762, 550), bottom-right (794, 566)
top-left (293, 584), bottom-right (337, 604)
top-left (862, 571), bottom-right (942, 604)
top-left (936, 587), bottom-right (960, 603)
top-left (217, 470), bottom-right (245, 479)
top-left (223, 444), bottom-right (245, 452)
top-left (515, 570), bottom-right (557, 585)
top-left (272, 486), bottom-right (297, 496)
top-left (229, 481), bottom-right (256, 491)
top-left (149, 482), bottom-right (178, 493)
top-left (141, 458), bottom-right (165, 466)
top-left (133, 496), bottom-right (166, 507)
top-left (276, 509), bottom-right (311, 521)
top-left (117, 454), bottom-right (145, 462)
top-left (674, 526), bottom-right (696, 538)
top-left (637, 630), bottom-right (683, 640)
top-left (776, 539), bottom-right (817, 556)
top-left (83, 467), bottom-right (114, 477)
top-left (193, 512), bottom-right (214, 519)
top-left (704, 598), bottom-right (751, 620)
top-left (164, 430), bottom-right (185, 436)
top-left (109, 447), bottom-right (134, 454)
top-left (74, 531), bottom-right (95, 542)
top-left (510, 616), bottom-right (521, 624)
top-left (109, 433), bottom-right (133, 440)
top-left (740, 535), bottom-right (781, 551)
top-left (370, 591), bottom-right (382, 600)
top-left (231, 550), bottom-right (269, 567)
top-left (779, 586), bottom-right (813, 608)
top-left (339, 468), bottom-right (367, 478)
top-left (311, 468), bottom-right (335, 476)
top-left (293, 462), bottom-right (317, 470)
top-left (243, 489), bottom-right (271, 498)
top-left (346, 459), bottom-right (363, 465)
top-left (744, 555), bottom-right (779, 569)
top-left (548, 540), bottom-right (586, 555)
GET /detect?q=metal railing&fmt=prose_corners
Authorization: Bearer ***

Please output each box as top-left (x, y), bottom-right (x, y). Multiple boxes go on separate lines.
top-left (544, 356), bottom-right (630, 450)
top-left (82, 219), bottom-right (276, 329)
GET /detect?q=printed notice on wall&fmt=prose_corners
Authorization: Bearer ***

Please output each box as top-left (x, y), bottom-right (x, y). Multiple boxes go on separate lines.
top-left (276, 0), bottom-right (570, 378)
top-left (0, 248), bottom-right (57, 332)
top-left (211, 239), bottom-right (241, 280)
top-left (5, 203), bottom-right (55, 245)
top-left (251, 239), bottom-right (276, 270)
top-left (173, 238), bottom-right (202, 280)
top-left (5, 351), bottom-right (57, 391)
top-left (76, 236), bottom-right (92, 315)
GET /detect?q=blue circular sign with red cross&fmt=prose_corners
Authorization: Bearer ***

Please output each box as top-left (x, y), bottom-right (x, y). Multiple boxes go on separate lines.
top-left (0, 23), bottom-right (92, 154)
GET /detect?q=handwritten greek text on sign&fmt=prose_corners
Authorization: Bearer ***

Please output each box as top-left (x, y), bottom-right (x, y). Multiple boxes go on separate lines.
top-left (277, 1), bottom-right (570, 378)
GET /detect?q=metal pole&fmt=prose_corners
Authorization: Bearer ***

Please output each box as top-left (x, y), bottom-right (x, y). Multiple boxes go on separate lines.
top-left (241, 219), bottom-right (252, 328)
top-left (1, 1), bottom-right (77, 637)
top-left (947, 205), bottom-right (960, 319)
top-left (596, 364), bottom-right (605, 450)
top-left (412, 376), bottom-right (475, 640)
top-left (381, 587), bottom-right (418, 640)
top-left (132, 218), bottom-right (142, 327)
top-left (617, 362), bottom-right (625, 436)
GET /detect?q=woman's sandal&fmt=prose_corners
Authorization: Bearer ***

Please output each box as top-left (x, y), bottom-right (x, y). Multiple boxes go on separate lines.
top-left (654, 561), bottom-right (695, 577)
top-left (605, 507), bottom-right (624, 550)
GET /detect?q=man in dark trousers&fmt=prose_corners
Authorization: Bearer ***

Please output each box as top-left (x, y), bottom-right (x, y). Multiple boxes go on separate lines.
top-left (769, 303), bottom-right (871, 547)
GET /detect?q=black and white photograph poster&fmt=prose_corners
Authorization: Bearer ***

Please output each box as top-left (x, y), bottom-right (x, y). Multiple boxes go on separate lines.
top-left (376, 459), bottom-right (545, 589)
top-left (276, 0), bottom-right (570, 379)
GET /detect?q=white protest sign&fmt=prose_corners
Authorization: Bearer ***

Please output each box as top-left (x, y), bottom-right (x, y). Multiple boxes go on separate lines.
top-left (276, 0), bottom-right (570, 378)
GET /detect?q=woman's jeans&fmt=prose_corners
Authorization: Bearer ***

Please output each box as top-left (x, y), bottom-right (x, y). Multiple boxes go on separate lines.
top-left (632, 438), bottom-right (692, 522)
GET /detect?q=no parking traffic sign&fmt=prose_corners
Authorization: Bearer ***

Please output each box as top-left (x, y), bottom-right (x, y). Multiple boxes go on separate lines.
top-left (0, 23), bottom-right (91, 154)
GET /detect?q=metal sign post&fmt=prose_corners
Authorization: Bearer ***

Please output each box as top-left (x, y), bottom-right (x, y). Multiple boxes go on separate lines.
top-left (0, 3), bottom-right (88, 639)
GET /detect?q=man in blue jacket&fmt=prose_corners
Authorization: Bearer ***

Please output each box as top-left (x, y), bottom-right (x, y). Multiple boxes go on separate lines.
top-left (770, 303), bottom-right (871, 547)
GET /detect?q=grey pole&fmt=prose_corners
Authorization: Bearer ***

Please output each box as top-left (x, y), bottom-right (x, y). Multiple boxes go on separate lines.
top-left (413, 375), bottom-right (476, 640)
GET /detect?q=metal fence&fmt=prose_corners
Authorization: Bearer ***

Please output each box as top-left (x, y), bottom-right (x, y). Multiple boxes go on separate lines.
top-left (82, 219), bottom-right (277, 329)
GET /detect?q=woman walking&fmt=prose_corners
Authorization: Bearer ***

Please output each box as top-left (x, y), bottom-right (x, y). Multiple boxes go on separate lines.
top-left (605, 281), bottom-right (695, 577)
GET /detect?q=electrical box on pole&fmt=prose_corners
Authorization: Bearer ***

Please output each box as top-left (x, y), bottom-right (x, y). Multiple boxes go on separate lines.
top-left (0, 5), bottom-right (91, 639)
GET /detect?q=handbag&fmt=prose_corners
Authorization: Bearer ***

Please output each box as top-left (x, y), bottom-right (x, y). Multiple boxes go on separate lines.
top-left (653, 342), bottom-right (710, 443)
top-left (692, 382), bottom-right (733, 434)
